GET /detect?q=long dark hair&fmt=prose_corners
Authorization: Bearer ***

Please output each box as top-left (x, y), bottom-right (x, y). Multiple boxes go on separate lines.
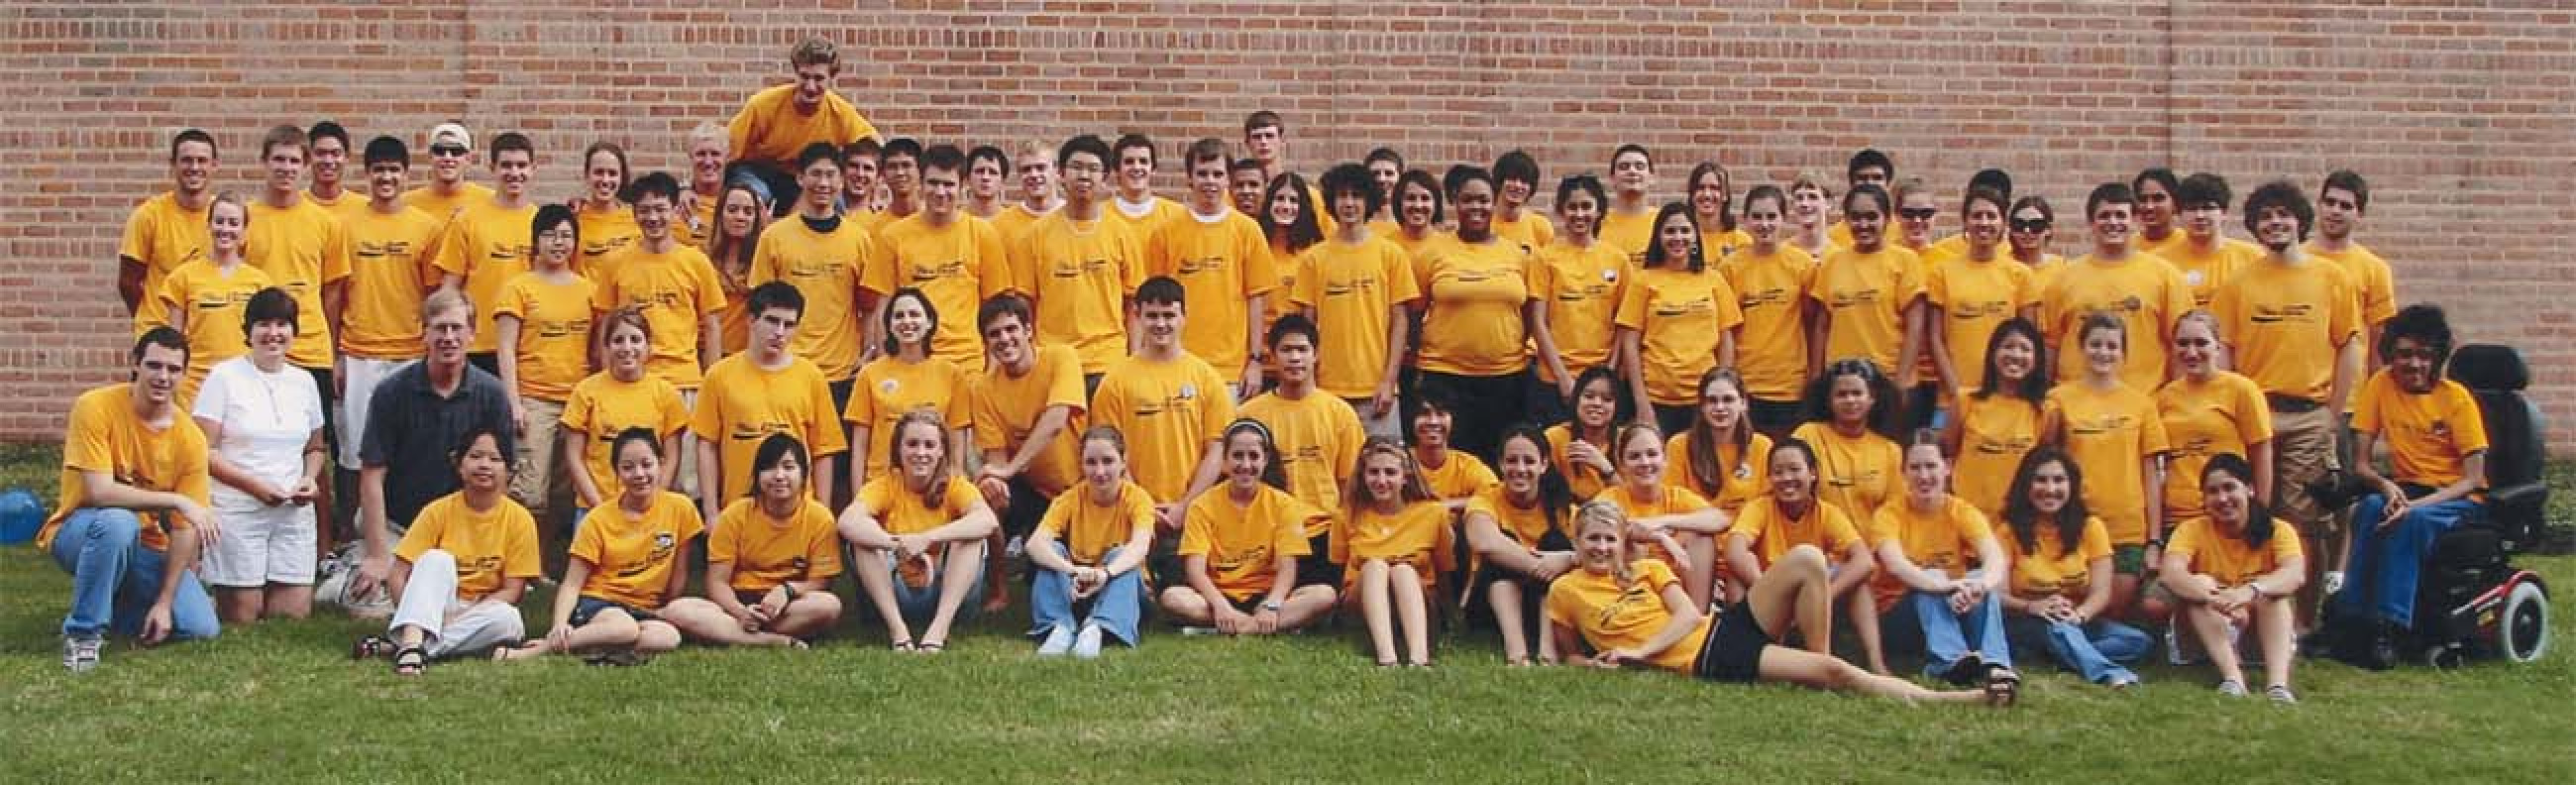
top-left (1801, 357), bottom-right (1907, 440)
top-left (1567, 364), bottom-right (1632, 437)
top-left (1686, 162), bottom-right (1737, 233)
top-left (1496, 424), bottom-right (1575, 539)
top-left (1683, 367), bottom-right (1754, 496)
top-left (1640, 201), bottom-right (1705, 273)
top-left (2001, 446), bottom-right (2090, 557)
top-left (1221, 418), bottom-right (1291, 493)
top-left (1259, 171), bottom-right (1324, 255)
top-left (2200, 452), bottom-right (2276, 548)
top-left (1974, 316), bottom-right (2052, 403)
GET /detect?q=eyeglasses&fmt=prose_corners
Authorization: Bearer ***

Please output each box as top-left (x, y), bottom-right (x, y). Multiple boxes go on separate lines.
top-left (430, 145), bottom-right (470, 158)
top-left (1897, 207), bottom-right (1936, 221)
top-left (2009, 218), bottom-right (2051, 233)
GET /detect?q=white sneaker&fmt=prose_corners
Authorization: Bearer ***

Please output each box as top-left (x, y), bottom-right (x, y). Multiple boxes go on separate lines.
top-left (1036, 623), bottom-right (1075, 656)
top-left (2321, 571), bottom-right (2345, 596)
top-left (2166, 624), bottom-right (2200, 666)
top-left (1072, 623), bottom-right (1106, 659)
top-left (62, 635), bottom-right (102, 674)
top-left (1005, 535), bottom-right (1026, 559)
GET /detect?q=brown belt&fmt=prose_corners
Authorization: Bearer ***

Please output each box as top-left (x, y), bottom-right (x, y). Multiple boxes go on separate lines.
top-left (2266, 392), bottom-right (2322, 413)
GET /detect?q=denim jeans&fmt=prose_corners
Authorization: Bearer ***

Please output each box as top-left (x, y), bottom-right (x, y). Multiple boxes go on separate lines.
top-left (2340, 495), bottom-right (2481, 628)
top-left (50, 507), bottom-right (221, 640)
top-left (2005, 614), bottom-right (2146, 684)
top-left (1029, 543), bottom-right (1141, 645)
top-left (1909, 589), bottom-right (2011, 677)
top-left (881, 548), bottom-right (986, 625)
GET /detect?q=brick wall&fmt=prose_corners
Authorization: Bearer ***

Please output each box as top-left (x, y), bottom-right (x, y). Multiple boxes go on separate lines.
top-left (5, 1), bottom-right (2573, 449)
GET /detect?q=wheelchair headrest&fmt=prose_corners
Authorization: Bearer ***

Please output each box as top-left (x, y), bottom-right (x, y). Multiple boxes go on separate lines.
top-left (2448, 344), bottom-right (2528, 392)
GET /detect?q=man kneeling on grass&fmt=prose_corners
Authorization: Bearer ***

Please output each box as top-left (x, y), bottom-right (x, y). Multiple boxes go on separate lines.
top-left (44, 328), bottom-right (222, 673)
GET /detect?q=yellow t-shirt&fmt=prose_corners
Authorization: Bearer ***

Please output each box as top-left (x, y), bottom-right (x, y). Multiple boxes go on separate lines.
top-left (40, 385), bottom-right (211, 554)
top-left (1616, 265), bottom-right (1746, 404)
top-left (156, 262), bottom-right (272, 406)
top-left (569, 490), bottom-right (703, 609)
top-left (1387, 229), bottom-right (1460, 270)
top-left (842, 356), bottom-right (971, 480)
top-left (395, 492), bottom-right (541, 600)
top-left (430, 196), bottom-right (536, 355)
top-left (1925, 254), bottom-right (2036, 385)
top-left (2161, 237), bottom-right (2261, 307)
top-left (1952, 392), bottom-right (2041, 517)
top-left (2004, 514), bottom-right (2112, 602)
top-left (1531, 240), bottom-right (1630, 383)
top-left (2351, 372), bottom-right (2490, 490)
top-left (2209, 258), bottom-right (2363, 402)
top-left (1702, 227), bottom-right (1755, 261)
top-left (1664, 430), bottom-right (1773, 515)
top-left (1594, 483), bottom-right (1713, 569)
top-left (1868, 495), bottom-right (1996, 611)
top-left (400, 182), bottom-right (495, 224)
top-left (2154, 373), bottom-right (2274, 520)
top-left (2040, 253), bottom-right (2190, 391)
top-left (121, 191), bottom-right (212, 336)
top-left (559, 372), bottom-right (691, 499)
top-left (1181, 486), bottom-right (1322, 601)
top-left (750, 216), bottom-right (879, 381)
top-left (574, 205), bottom-right (643, 282)
top-left (1597, 208), bottom-right (1658, 266)
top-left (2044, 382), bottom-right (2171, 545)
top-left (492, 273), bottom-right (596, 403)
top-left (1789, 422), bottom-right (1903, 520)
top-left (1240, 392), bottom-right (1365, 534)
top-left (710, 497), bottom-right (845, 593)
top-left (1720, 245), bottom-right (1820, 402)
top-left (1544, 559), bottom-right (1713, 674)
top-left (1289, 237), bottom-right (1423, 398)
top-left (1143, 208), bottom-right (1279, 373)
top-left (1547, 424), bottom-right (1616, 501)
top-left (972, 343), bottom-right (1090, 499)
top-left (1491, 210), bottom-right (1556, 252)
top-left (866, 214), bottom-right (1014, 372)
top-left (1038, 481), bottom-right (1158, 566)
top-left (1811, 246), bottom-right (1924, 376)
top-left (1415, 239), bottom-right (1535, 376)
top-left (1417, 449), bottom-right (1500, 501)
top-left (244, 198), bottom-right (352, 368)
top-left (727, 84), bottom-right (881, 169)
top-left (592, 244), bottom-right (728, 391)
top-left (2304, 243), bottom-right (2398, 326)
top-left (1464, 483), bottom-right (1567, 553)
top-left (1108, 195), bottom-right (1188, 242)
top-left (2167, 514), bottom-right (2305, 586)
top-left (855, 475), bottom-right (984, 536)
top-left (1331, 501), bottom-right (1456, 574)
top-left (1726, 494), bottom-right (1864, 570)
top-left (692, 355), bottom-right (852, 504)
top-left (338, 204), bottom-right (447, 360)
top-left (1013, 211), bottom-right (1146, 376)
top-left (990, 203), bottom-right (1053, 247)
top-left (713, 266), bottom-right (753, 357)
top-left (1091, 354), bottom-right (1237, 503)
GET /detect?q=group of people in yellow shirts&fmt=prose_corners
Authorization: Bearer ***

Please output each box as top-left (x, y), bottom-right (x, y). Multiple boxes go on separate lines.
top-left (63, 39), bottom-right (2496, 707)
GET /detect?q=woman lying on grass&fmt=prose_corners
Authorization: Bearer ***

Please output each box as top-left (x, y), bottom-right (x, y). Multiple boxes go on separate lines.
top-left (1546, 500), bottom-right (2007, 706)
top-left (498, 427), bottom-right (698, 664)
top-left (663, 432), bottom-right (843, 647)
top-left (353, 426), bottom-right (538, 675)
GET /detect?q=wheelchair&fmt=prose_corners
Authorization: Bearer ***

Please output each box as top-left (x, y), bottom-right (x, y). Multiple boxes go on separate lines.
top-left (2310, 343), bottom-right (2551, 669)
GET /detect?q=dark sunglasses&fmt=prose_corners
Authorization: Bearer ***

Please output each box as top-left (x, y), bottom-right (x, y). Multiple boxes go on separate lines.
top-left (1897, 207), bottom-right (1937, 221)
top-left (2009, 218), bottom-right (2051, 233)
top-left (430, 144), bottom-right (470, 157)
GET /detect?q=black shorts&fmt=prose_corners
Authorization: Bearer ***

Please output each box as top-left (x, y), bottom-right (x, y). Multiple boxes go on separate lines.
top-left (1462, 563), bottom-right (1551, 632)
top-left (571, 596), bottom-right (658, 626)
top-left (1295, 531), bottom-right (1342, 590)
top-left (1748, 397), bottom-right (1804, 438)
top-left (827, 378), bottom-right (857, 417)
top-left (1692, 601), bottom-right (1771, 683)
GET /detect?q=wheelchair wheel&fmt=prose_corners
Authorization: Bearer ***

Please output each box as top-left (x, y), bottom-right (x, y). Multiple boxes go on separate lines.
top-left (2499, 581), bottom-right (2548, 663)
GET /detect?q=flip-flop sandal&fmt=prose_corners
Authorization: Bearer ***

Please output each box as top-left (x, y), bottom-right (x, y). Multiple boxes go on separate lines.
top-left (917, 640), bottom-right (946, 654)
top-left (352, 634), bottom-right (398, 661)
top-left (1984, 665), bottom-right (2022, 707)
top-left (891, 638), bottom-right (917, 652)
top-left (391, 645), bottom-right (428, 676)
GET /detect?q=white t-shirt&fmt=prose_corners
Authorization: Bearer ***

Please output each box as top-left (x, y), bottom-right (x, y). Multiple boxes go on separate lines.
top-left (192, 357), bottom-right (326, 511)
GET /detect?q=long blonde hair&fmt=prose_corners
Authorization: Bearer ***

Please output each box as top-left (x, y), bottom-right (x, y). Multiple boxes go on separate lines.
top-left (1574, 500), bottom-right (1637, 588)
top-left (1342, 436), bottom-right (1434, 518)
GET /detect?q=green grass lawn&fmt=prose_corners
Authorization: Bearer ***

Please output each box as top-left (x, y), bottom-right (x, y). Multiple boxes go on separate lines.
top-left (3, 444), bottom-right (2573, 783)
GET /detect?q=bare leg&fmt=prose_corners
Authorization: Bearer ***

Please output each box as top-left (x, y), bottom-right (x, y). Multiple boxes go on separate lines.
top-left (633, 619), bottom-right (683, 654)
top-left (1843, 586), bottom-right (1889, 675)
top-left (2253, 597), bottom-right (2298, 689)
top-left (919, 540), bottom-right (986, 646)
top-left (1157, 586), bottom-right (1215, 624)
top-left (1488, 579), bottom-right (1531, 664)
top-left (1755, 645), bottom-right (1988, 705)
top-left (1276, 585), bottom-right (1337, 631)
top-left (2183, 602), bottom-right (2247, 686)
top-left (1747, 545), bottom-right (1833, 652)
top-left (502, 608), bottom-right (644, 659)
top-left (982, 528), bottom-right (1012, 615)
top-left (214, 588), bottom-right (264, 624)
top-left (264, 584), bottom-right (315, 619)
top-left (1391, 562), bottom-right (1432, 665)
top-left (662, 598), bottom-right (796, 646)
top-left (1680, 533), bottom-right (1719, 610)
top-left (767, 593), bottom-right (843, 638)
top-left (848, 549), bottom-right (915, 645)
top-left (1356, 559), bottom-right (1396, 665)
top-left (2107, 573), bottom-right (2143, 623)
top-left (2300, 533), bottom-right (2331, 632)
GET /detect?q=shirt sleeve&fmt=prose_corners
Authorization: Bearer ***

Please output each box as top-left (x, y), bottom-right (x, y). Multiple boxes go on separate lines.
top-left (805, 506), bottom-right (845, 578)
top-left (502, 505), bottom-right (543, 579)
top-left (190, 363), bottom-right (234, 423)
top-left (393, 502), bottom-right (440, 563)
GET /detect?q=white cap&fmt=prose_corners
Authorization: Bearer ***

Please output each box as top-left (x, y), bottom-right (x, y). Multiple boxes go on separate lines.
top-left (427, 122), bottom-right (474, 151)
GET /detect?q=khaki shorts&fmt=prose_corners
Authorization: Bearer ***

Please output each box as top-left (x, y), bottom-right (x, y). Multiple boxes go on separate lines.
top-left (2269, 404), bottom-right (2343, 538)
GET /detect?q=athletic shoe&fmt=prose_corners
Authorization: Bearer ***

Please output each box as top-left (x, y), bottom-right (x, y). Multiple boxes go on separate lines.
top-left (1072, 623), bottom-right (1105, 659)
top-left (1036, 623), bottom-right (1075, 656)
top-left (2216, 679), bottom-right (2248, 697)
top-left (62, 635), bottom-right (102, 674)
top-left (1004, 535), bottom-right (1026, 559)
top-left (2320, 571), bottom-right (2345, 597)
top-left (2266, 684), bottom-right (2299, 705)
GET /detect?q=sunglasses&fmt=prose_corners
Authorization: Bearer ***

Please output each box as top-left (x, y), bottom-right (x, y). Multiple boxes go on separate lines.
top-left (2009, 218), bottom-right (2051, 233)
top-left (1897, 207), bottom-right (1937, 221)
top-left (430, 144), bottom-right (470, 158)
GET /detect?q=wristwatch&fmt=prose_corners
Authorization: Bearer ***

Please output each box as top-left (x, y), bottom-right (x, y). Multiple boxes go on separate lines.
top-left (1260, 600), bottom-right (1283, 613)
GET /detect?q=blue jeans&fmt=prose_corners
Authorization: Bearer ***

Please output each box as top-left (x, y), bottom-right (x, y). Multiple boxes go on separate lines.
top-left (883, 549), bottom-right (986, 625)
top-left (50, 508), bottom-right (220, 640)
top-left (1910, 589), bottom-right (2010, 677)
top-left (2340, 494), bottom-right (2481, 628)
top-left (1029, 543), bottom-right (1141, 646)
top-left (2006, 614), bottom-right (2147, 684)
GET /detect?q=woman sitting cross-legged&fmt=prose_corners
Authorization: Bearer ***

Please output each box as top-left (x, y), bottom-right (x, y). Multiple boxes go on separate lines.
top-left (663, 433), bottom-right (843, 647)
top-left (839, 410), bottom-right (997, 653)
top-left (498, 427), bottom-right (699, 664)
top-left (1870, 429), bottom-right (2018, 695)
top-left (2160, 453), bottom-right (2305, 703)
top-left (1027, 425), bottom-right (1157, 658)
top-left (1545, 501), bottom-right (2003, 705)
top-left (1157, 419), bottom-right (1340, 634)
top-left (353, 426), bottom-right (538, 675)
top-left (1996, 447), bottom-right (2150, 688)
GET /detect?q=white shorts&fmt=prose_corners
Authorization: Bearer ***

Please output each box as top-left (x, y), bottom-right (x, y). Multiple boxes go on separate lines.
top-left (200, 502), bottom-right (320, 587)
top-left (339, 357), bottom-right (414, 470)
